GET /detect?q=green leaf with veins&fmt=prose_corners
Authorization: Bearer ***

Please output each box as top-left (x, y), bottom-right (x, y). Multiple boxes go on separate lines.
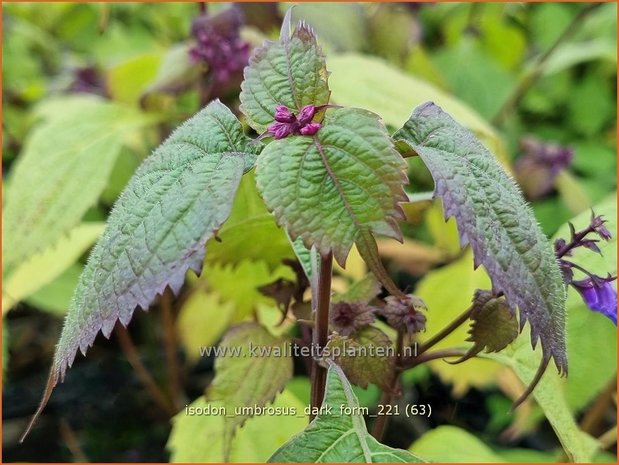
top-left (269, 362), bottom-right (426, 463)
top-left (240, 9), bottom-right (331, 133)
top-left (26, 101), bottom-right (261, 436)
top-left (393, 102), bottom-right (567, 375)
top-left (256, 107), bottom-right (407, 266)
top-left (2, 96), bottom-right (150, 275)
top-left (207, 323), bottom-right (293, 459)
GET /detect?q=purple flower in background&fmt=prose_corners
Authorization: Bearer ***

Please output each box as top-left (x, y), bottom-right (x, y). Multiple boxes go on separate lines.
top-left (555, 212), bottom-right (617, 325)
top-left (267, 104), bottom-right (321, 139)
top-left (515, 136), bottom-right (573, 200)
top-left (189, 7), bottom-right (250, 84)
top-left (68, 66), bottom-right (107, 97)
top-left (572, 276), bottom-right (617, 324)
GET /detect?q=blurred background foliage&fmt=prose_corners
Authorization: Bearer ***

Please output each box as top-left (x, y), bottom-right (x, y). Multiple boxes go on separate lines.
top-left (2, 2), bottom-right (617, 463)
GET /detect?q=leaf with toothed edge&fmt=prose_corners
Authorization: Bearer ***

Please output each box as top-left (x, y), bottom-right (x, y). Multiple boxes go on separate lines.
top-left (393, 102), bottom-right (567, 377)
top-left (206, 323), bottom-right (293, 460)
top-left (239, 8), bottom-right (331, 133)
top-left (256, 107), bottom-right (408, 267)
top-left (22, 101), bottom-right (260, 441)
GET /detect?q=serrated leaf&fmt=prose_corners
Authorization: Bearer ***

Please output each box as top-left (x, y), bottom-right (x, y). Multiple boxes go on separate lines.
top-left (448, 291), bottom-right (518, 364)
top-left (326, 327), bottom-right (394, 391)
top-left (269, 362), bottom-right (425, 463)
top-left (207, 323), bottom-right (293, 459)
top-left (168, 390), bottom-right (306, 463)
top-left (240, 12), bottom-right (330, 132)
top-left (23, 101), bottom-right (261, 438)
top-left (2, 96), bottom-right (150, 275)
top-left (256, 107), bottom-right (407, 266)
top-left (393, 102), bottom-right (567, 374)
top-left (2, 223), bottom-right (104, 314)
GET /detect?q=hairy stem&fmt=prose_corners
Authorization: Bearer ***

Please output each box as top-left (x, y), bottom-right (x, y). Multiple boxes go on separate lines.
top-left (371, 330), bottom-right (404, 441)
top-left (115, 325), bottom-right (176, 417)
top-left (310, 252), bottom-right (333, 420)
top-left (161, 289), bottom-right (183, 410)
top-left (401, 348), bottom-right (468, 370)
top-left (491, 3), bottom-right (602, 127)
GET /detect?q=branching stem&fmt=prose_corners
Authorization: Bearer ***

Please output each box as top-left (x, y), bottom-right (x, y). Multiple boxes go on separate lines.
top-left (416, 306), bottom-right (473, 356)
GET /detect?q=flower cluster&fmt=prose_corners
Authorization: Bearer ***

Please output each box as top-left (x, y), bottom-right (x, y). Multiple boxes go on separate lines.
top-left (267, 104), bottom-right (321, 139)
top-left (380, 295), bottom-right (427, 335)
top-left (68, 67), bottom-right (107, 97)
top-left (555, 212), bottom-right (616, 324)
top-left (189, 8), bottom-right (250, 84)
top-left (330, 302), bottom-right (376, 336)
top-left (515, 136), bottom-right (573, 200)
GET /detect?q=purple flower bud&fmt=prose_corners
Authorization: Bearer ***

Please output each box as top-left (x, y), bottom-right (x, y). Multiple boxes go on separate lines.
top-left (274, 104), bottom-right (296, 123)
top-left (330, 302), bottom-right (376, 336)
top-left (591, 214), bottom-right (612, 241)
top-left (571, 276), bottom-right (617, 325)
top-left (297, 105), bottom-right (316, 125)
top-left (267, 121), bottom-right (294, 140)
top-left (299, 123), bottom-right (321, 136)
top-left (381, 295), bottom-right (427, 335)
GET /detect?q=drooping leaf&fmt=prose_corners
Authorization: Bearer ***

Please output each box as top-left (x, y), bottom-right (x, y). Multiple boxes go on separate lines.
top-left (2, 223), bottom-right (104, 314)
top-left (256, 107), bottom-right (407, 266)
top-left (2, 96), bottom-right (150, 275)
top-left (239, 9), bottom-right (330, 133)
top-left (269, 362), bottom-right (426, 463)
top-left (325, 327), bottom-right (394, 391)
top-left (24, 101), bottom-right (260, 439)
top-left (168, 390), bottom-right (306, 463)
top-left (207, 323), bottom-right (293, 458)
top-left (393, 102), bottom-right (567, 375)
top-left (448, 290), bottom-right (518, 364)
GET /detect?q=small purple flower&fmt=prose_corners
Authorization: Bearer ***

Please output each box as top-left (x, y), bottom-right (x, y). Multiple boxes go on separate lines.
top-left (266, 104), bottom-right (321, 139)
top-left (555, 211), bottom-right (617, 325)
top-left (381, 295), bottom-right (427, 335)
top-left (330, 302), bottom-right (376, 336)
top-left (572, 276), bottom-right (617, 324)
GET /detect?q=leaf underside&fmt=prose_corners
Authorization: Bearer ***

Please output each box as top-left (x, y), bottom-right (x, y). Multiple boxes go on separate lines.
top-left (240, 14), bottom-right (331, 133)
top-left (256, 107), bottom-right (407, 266)
top-left (393, 102), bottom-right (567, 374)
top-left (31, 101), bottom-right (260, 417)
top-left (268, 362), bottom-right (425, 463)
